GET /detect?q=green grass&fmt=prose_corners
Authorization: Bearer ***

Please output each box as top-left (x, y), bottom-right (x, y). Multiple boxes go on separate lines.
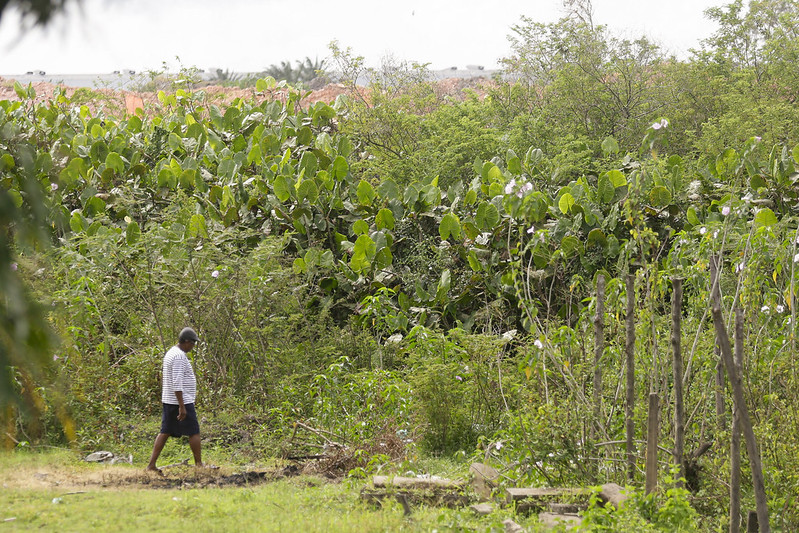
top-left (0, 449), bottom-right (541, 532)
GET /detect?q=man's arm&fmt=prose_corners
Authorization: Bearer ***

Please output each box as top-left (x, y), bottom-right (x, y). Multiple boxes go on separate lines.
top-left (175, 391), bottom-right (187, 420)
top-left (172, 356), bottom-right (187, 421)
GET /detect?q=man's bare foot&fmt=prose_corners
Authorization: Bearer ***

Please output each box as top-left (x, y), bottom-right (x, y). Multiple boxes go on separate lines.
top-left (145, 466), bottom-right (163, 475)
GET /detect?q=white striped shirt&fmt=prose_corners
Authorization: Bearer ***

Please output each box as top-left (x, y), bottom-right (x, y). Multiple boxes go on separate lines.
top-left (161, 345), bottom-right (197, 405)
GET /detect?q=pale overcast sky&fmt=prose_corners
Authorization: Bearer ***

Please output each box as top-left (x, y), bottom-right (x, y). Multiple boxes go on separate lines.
top-left (0, 0), bottom-right (723, 75)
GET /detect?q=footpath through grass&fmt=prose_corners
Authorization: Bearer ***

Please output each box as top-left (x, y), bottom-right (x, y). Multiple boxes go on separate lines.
top-left (0, 449), bottom-right (536, 532)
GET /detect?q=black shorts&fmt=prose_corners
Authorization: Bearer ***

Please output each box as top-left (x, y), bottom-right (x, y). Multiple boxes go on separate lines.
top-left (160, 403), bottom-right (200, 437)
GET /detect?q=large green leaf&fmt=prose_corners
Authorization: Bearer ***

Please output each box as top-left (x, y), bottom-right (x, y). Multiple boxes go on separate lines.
top-left (297, 179), bottom-right (319, 203)
top-left (188, 214), bottom-right (209, 239)
top-left (374, 246), bottom-right (393, 270)
top-left (125, 220), bottom-right (141, 245)
top-left (439, 212), bottom-right (461, 240)
top-left (83, 196), bottom-right (106, 217)
top-left (352, 219), bottom-right (370, 235)
top-left (273, 175), bottom-right (291, 202)
top-left (597, 175), bottom-right (615, 204)
top-left (356, 180), bottom-right (376, 206)
top-left (420, 184), bottom-right (441, 206)
top-left (487, 165), bottom-right (503, 183)
top-left (686, 207), bottom-right (700, 226)
top-left (601, 136), bottom-right (619, 156)
top-left (607, 169), bottom-right (626, 188)
top-left (558, 193), bottom-right (575, 214)
top-left (649, 186), bottom-right (672, 207)
top-left (105, 152), bottom-right (125, 174)
top-left (375, 208), bottom-right (395, 230)
top-left (560, 235), bottom-right (583, 257)
top-left (377, 179), bottom-right (400, 201)
top-left (350, 234), bottom-right (376, 272)
top-left (332, 156), bottom-right (349, 181)
top-left (476, 202), bottom-right (500, 230)
top-left (435, 269), bottom-right (451, 303)
top-left (754, 208), bottom-right (778, 227)
top-left (507, 150), bottom-right (522, 174)
top-left (586, 228), bottom-right (607, 248)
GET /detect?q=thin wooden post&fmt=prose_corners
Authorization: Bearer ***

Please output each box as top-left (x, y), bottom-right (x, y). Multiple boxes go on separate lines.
top-left (730, 307), bottom-right (744, 533)
top-left (747, 511), bottom-right (759, 533)
top-left (711, 256), bottom-right (727, 430)
top-left (625, 273), bottom-right (636, 482)
top-left (710, 261), bottom-right (770, 532)
top-left (593, 274), bottom-right (605, 439)
top-left (671, 278), bottom-right (685, 487)
top-left (645, 392), bottom-right (659, 494)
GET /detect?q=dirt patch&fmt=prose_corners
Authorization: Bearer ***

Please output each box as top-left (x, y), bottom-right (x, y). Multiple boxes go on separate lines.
top-left (2, 462), bottom-right (301, 491)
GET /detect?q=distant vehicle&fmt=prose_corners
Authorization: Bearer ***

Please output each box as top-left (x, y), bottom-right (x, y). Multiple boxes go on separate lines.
top-left (465, 65), bottom-right (485, 71)
top-left (26, 70), bottom-right (46, 75)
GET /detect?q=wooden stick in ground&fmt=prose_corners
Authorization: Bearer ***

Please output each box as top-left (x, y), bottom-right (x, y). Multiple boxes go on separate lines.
top-left (711, 256), bottom-right (727, 430)
top-left (645, 392), bottom-right (659, 494)
top-left (730, 307), bottom-right (744, 533)
top-left (710, 264), bottom-right (770, 532)
top-left (671, 278), bottom-right (685, 487)
top-left (593, 273), bottom-right (605, 441)
top-left (161, 458), bottom-right (189, 469)
top-left (625, 273), bottom-right (636, 482)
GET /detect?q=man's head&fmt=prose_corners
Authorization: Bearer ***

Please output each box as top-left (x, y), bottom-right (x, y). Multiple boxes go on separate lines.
top-left (178, 327), bottom-right (199, 351)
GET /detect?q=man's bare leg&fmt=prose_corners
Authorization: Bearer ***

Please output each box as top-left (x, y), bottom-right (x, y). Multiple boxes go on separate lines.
top-left (146, 433), bottom-right (169, 472)
top-left (189, 434), bottom-right (202, 466)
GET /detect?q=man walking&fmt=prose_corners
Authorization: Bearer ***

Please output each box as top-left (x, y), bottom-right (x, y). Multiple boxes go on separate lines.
top-left (146, 327), bottom-right (204, 472)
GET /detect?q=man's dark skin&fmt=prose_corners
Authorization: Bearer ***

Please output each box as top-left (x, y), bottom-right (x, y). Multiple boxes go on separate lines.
top-left (146, 338), bottom-right (202, 472)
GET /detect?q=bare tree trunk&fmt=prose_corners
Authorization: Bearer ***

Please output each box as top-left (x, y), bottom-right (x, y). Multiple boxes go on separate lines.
top-left (646, 392), bottom-right (659, 494)
top-left (730, 307), bottom-right (744, 533)
top-left (593, 274), bottom-right (605, 440)
top-left (710, 262), bottom-right (770, 532)
top-left (716, 351), bottom-right (726, 429)
top-left (711, 256), bottom-right (727, 430)
top-left (671, 278), bottom-right (685, 487)
top-left (626, 273), bottom-right (636, 482)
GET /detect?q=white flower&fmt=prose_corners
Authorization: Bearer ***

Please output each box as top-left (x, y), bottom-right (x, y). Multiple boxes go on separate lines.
top-left (777, 305), bottom-right (785, 313)
top-left (754, 136), bottom-right (762, 142)
top-left (495, 441), bottom-right (503, 450)
top-left (50, 183), bottom-right (59, 191)
top-left (794, 253), bottom-right (799, 264)
top-left (534, 339), bottom-right (544, 349)
top-left (10, 262), bottom-right (17, 271)
top-left (504, 179), bottom-right (516, 195)
top-left (699, 227), bottom-right (707, 235)
top-left (735, 262), bottom-right (745, 273)
top-left (721, 206), bottom-right (730, 216)
top-left (211, 270), bottom-right (220, 278)
top-left (713, 230), bottom-right (719, 238)
top-left (517, 182), bottom-right (532, 198)
top-left (761, 305), bottom-right (770, 313)
top-left (651, 118), bottom-right (669, 130)
top-left (386, 333), bottom-right (404, 344)
top-left (526, 225), bottom-right (535, 234)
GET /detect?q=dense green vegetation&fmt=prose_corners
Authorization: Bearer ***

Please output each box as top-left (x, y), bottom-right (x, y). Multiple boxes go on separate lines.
top-left (3, 0), bottom-right (799, 529)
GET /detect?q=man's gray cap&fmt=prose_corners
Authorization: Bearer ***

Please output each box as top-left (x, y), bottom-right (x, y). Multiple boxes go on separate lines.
top-left (179, 327), bottom-right (200, 342)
